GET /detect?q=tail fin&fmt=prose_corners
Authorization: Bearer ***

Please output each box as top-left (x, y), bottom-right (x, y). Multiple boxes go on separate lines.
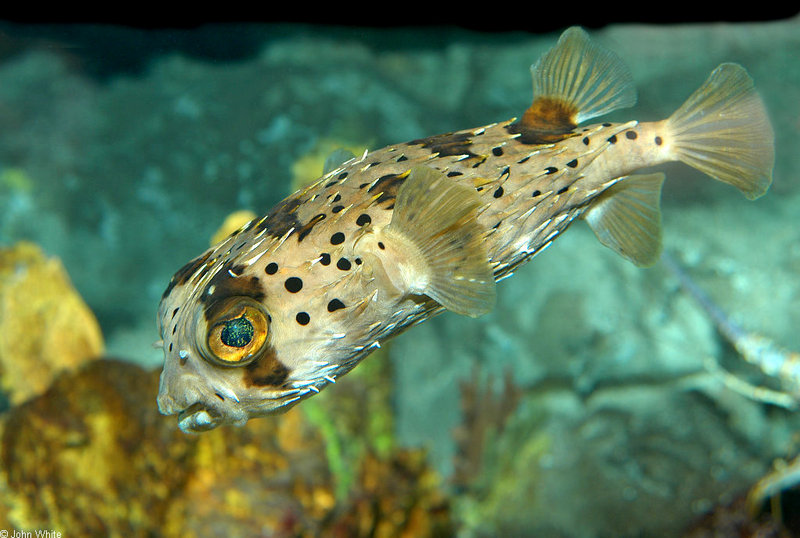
top-left (665, 63), bottom-right (774, 200)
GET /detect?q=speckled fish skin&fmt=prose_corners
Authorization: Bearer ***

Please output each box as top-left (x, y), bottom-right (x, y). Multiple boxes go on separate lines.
top-left (157, 27), bottom-right (774, 433)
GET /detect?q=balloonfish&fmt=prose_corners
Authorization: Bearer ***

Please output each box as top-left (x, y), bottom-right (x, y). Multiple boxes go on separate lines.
top-left (157, 27), bottom-right (774, 433)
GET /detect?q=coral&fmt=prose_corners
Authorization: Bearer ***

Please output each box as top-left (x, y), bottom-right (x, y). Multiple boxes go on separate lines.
top-left (0, 241), bottom-right (103, 405)
top-left (0, 358), bottom-right (448, 536)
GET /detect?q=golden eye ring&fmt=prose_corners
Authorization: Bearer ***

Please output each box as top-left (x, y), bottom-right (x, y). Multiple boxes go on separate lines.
top-left (202, 299), bottom-right (269, 367)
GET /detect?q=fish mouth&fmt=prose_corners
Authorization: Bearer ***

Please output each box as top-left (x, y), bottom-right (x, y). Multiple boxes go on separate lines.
top-left (176, 401), bottom-right (223, 433)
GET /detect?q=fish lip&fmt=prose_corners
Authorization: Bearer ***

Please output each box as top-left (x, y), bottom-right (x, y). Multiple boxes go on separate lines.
top-left (176, 401), bottom-right (223, 433)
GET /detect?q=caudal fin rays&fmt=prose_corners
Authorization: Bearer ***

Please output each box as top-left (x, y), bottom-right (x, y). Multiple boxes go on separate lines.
top-left (665, 63), bottom-right (774, 200)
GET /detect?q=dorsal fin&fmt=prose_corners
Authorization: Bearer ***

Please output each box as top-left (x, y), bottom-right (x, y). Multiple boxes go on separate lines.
top-left (583, 173), bottom-right (665, 267)
top-left (519, 27), bottom-right (637, 132)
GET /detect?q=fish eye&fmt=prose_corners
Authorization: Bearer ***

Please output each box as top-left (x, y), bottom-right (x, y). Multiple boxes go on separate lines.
top-left (203, 299), bottom-right (269, 367)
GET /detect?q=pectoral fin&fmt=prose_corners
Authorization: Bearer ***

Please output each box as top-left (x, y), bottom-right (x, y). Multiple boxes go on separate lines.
top-left (384, 166), bottom-right (496, 317)
top-left (584, 173), bottom-right (665, 267)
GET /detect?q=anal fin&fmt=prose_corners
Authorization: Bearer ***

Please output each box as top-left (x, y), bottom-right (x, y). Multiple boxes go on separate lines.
top-left (384, 166), bottom-right (496, 317)
top-left (583, 173), bottom-right (665, 267)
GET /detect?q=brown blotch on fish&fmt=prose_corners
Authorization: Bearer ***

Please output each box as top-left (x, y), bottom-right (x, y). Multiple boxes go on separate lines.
top-left (368, 172), bottom-right (409, 205)
top-left (200, 263), bottom-right (265, 321)
top-left (410, 131), bottom-right (478, 159)
top-left (243, 344), bottom-right (290, 387)
top-left (252, 194), bottom-right (305, 239)
top-left (162, 250), bottom-right (212, 298)
top-left (506, 97), bottom-right (578, 144)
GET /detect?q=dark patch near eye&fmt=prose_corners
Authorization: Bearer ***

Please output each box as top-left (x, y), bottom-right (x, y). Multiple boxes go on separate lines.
top-left (492, 146), bottom-right (504, 156)
top-left (284, 277), bottom-right (303, 293)
top-left (337, 258), bottom-right (352, 271)
top-left (201, 263), bottom-right (265, 321)
top-left (655, 136), bottom-right (663, 146)
top-left (265, 262), bottom-right (278, 275)
top-left (296, 312), bottom-right (310, 325)
top-left (447, 171), bottom-right (463, 177)
top-left (327, 299), bottom-right (346, 312)
top-left (566, 159), bottom-right (578, 168)
top-left (582, 137), bottom-right (590, 145)
top-left (410, 131), bottom-right (477, 159)
top-left (493, 186), bottom-right (504, 198)
top-left (626, 130), bottom-right (638, 140)
top-left (252, 194), bottom-right (305, 240)
top-left (243, 343), bottom-right (289, 388)
top-left (544, 167), bottom-right (558, 175)
top-left (330, 232), bottom-right (345, 245)
top-left (320, 253), bottom-right (331, 266)
top-left (356, 213), bottom-right (371, 226)
top-left (297, 213), bottom-right (327, 242)
top-left (557, 186), bottom-right (569, 194)
top-left (163, 250), bottom-right (212, 298)
top-left (607, 135), bottom-right (617, 144)
top-left (332, 205), bottom-right (344, 213)
top-left (367, 173), bottom-right (407, 205)
top-left (532, 189), bottom-right (541, 197)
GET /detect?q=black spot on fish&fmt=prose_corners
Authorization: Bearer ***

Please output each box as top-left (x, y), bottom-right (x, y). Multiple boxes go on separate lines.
top-left (626, 130), bottom-right (637, 140)
top-left (655, 136), bottom-right (663, 146)
top-left (397, 155), bottom-right (408, 162)
top-left (337, 258), bottom-right (352, 271)
top-left (359, 182), bottom-right (369, 189)
top-left (608, 135), bottom-right (617, 144)
top-left (338, 172), bottom-right (348, 180)
top-left (356, 214), bottom-right (371, 226)
top-left (265, 262), bottom-right (278, 275)
top-left (602, 122), bottom-right (612, 127)
top-left (297, 213), bottom-right (327, 242)
top-left (324, 180), bottom-right (338, 188)
top-left (557, 186), bottom-right (569, 194)
top-left (567, 159), bottom-right (578, 168)
top-left (545, 167), bottom-right (558, 175)
top-left (332, 194), bottom-right (342, 203)
top-left (493, 186), bottom-right (504, 198)
top-left (327, 299), bottom-right (346, 312)
top-left (532, 190), bottom-right (541, 197)
top-left (169, 342), bottom-right (173, 352)
top-left (171, 307), bottom-right (179, 319)
top-left (332, 205), bottom-right (344, 213)
top-left (378, 242), bottom-right (385, 250)
top-left (355, 258), bottom-right (362, 265)
top-left (320, 253), bottom-right (331, 266)
top-left (331, 232), bottom-right (345, 245)
top-left (582, 136), bottom-right (590, 145)
top-left (447, 171), bottom-right (463, 177)
top-left (492, 146), bottom-right (503, 156)
top-left (517, 156), bottom-right (530, 164)
top-left (284, 277), bottom-right (303, 293)
top-left (296, 312), bottom-right (310, 325)
top-left (243, 344), bottom-right (289, 388)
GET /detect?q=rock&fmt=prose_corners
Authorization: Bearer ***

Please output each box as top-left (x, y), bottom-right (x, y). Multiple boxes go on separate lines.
top-left (0, 241), bottom-right (104, 405)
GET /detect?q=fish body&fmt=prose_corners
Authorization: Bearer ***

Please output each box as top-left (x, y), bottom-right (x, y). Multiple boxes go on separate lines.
top-left (157, 27), bottom-right (774, 433)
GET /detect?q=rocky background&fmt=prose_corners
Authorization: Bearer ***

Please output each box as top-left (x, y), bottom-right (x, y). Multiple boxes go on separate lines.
top-left (0, 19), bottom-right (799, 536)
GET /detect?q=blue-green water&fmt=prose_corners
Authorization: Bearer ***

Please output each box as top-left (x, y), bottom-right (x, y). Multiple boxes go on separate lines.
top-left (1, 20), bottom-right (799, 536)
